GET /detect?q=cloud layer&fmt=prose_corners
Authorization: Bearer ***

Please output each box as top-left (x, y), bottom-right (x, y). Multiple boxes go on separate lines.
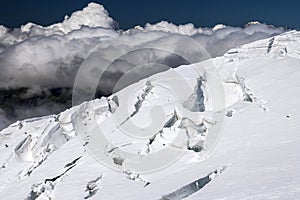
top-left (0, 2), bottom-right (285, 129)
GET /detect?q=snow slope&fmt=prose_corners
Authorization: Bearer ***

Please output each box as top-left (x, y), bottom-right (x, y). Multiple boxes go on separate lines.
top-left (0, 30), bottom-right (300, 200)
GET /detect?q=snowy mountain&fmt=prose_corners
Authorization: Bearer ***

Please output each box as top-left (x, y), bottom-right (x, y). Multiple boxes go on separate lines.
top-left (0, 28), bottom-right (299, 200)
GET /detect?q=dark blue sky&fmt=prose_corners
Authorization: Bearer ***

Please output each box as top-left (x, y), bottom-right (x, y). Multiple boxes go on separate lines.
top-left (0, 0), bottom-right (299, 29)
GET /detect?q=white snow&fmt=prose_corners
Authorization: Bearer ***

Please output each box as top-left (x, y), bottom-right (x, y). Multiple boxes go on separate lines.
top-left (0, 27), bottom-right (300, 200)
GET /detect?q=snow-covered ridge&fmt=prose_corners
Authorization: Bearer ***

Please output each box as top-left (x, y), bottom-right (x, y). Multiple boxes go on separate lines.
top-left (1, 30), bottom-right (300, 199)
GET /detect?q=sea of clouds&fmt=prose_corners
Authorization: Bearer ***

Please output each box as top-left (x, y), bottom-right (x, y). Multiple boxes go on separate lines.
top-left (0, 2), bottom-right (285, 129)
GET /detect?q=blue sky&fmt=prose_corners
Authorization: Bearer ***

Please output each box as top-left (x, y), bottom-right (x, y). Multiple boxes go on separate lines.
top-left (0, 0), bottom-right (299, 29)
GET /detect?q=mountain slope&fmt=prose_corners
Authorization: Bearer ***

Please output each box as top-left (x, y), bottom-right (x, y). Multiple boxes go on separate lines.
top-left (0, 30), bottom-right (300, 200)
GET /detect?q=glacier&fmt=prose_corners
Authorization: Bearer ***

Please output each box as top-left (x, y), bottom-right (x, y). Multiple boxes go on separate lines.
top-left (0, 20), bottom-right (299, 200)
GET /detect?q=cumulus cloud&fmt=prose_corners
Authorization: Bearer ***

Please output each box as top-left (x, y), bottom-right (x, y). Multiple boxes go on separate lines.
top-left (0, 2), bottom-right (285, 129)
top-left (0, 3), bottom-right (284, 90)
